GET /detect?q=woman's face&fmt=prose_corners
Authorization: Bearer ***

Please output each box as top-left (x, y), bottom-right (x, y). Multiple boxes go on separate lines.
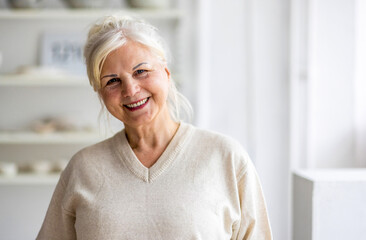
top-left (99, 41), bottom-right (171, 128)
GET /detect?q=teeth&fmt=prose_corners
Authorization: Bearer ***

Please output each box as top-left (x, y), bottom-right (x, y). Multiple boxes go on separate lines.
top-left (126, 98), bottom-right (148, 108)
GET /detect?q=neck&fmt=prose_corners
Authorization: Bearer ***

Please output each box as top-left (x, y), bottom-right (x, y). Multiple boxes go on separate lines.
top-left (124, 111), bottom-right (179, 150)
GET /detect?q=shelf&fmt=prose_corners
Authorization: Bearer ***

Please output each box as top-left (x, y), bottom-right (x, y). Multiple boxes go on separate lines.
top-left (0, 173), bottom-right (59, 185)
top-left (0, 131), bottom-right (109, 144)
top-left (0, 74), bottom-right (89, 86)
top-left (0, 8), bottom-right (183, 20)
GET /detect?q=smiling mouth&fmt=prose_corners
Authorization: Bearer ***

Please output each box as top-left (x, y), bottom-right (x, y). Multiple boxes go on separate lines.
top-left (124, 97), bottom-right (150, 110)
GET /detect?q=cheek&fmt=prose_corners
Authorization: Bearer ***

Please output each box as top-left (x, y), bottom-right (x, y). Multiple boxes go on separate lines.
top-left (161, 79), bottom-right (170, 99)
top-left (100, 90), bottom-right (121, 108)
top-left (151, 73), bottom-right (170, 97)
top-left (150, 84), bottom-right (169, 104)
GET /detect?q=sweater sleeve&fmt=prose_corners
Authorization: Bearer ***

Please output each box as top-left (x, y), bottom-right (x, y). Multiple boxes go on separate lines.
top-left (233, 159), bottom-right (273, 240)
top-left (36, 176), bottom-right (76, 240)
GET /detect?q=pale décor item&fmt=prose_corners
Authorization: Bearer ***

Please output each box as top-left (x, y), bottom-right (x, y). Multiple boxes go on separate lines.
top-left (127, 0), bottom-right (170, 8)
top-left (0, 162), bottom-right (18, 176)
top-left (63, 0), bottom-right (109, 8)
top-left (30, 115), bottom-right (94, 134)
top-left (16, 159), bottom-right (69, 174)
top-left (31, 117), bottom-right (76, 134)
top-left (8, 0), bottom-right (43, 8)
top-left (29, 160), bottom-right (54, 174)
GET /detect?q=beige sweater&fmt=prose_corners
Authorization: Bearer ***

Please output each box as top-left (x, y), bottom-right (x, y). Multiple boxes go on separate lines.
top-left (37, 122), bottom-right (272, 240)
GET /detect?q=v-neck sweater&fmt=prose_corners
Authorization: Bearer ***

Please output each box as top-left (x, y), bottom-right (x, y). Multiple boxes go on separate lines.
top-left (37, 122), bottom-right (272, 240)
top-left (115, 123), bottom-right (192, 183)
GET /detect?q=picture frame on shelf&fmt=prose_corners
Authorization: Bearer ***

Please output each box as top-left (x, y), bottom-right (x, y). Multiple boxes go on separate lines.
top-left (40, 32), bottom-right (86, 76)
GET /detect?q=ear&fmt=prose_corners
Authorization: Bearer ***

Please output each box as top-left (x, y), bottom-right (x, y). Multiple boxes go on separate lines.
top-left (164, 66), bottom-right (171, 80)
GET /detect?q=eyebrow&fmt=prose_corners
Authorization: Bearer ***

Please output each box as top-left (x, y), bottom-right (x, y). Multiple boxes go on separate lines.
top-left (101, 74), bottom-right (118, 79)
top-left (132, 62), bottom-right (148, 70)
top-left (101, 62), bottom-right (148, 79)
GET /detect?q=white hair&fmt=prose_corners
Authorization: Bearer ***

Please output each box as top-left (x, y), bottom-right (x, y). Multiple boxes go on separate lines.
top-left (84, 14), bottom-right (193, 122)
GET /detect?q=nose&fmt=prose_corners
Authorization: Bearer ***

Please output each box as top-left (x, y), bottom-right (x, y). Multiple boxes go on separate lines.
top-left (121, 77), bottom-right (140, 97)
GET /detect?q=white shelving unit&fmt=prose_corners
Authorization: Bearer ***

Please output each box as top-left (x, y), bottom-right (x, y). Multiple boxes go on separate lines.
top-left (0, 131), bottom-right (107, 144)
top-left (0, 7), bottom-right (185, 181)
top-left (0, 74), bottom-right (89, 86)
top-left (0, 5), bottom-right (193, 239)
top-left (0, 173), bottom-right (59, 185)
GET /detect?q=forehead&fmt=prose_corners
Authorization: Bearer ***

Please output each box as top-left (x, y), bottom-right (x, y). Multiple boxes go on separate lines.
top-left (105, 41), bottom-right (154, 66)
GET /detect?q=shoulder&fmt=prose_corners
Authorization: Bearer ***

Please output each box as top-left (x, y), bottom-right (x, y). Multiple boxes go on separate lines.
top-left (60, 131), bottom-right (121, 184)
top-left (186, 124), bottom-right (251, 176)
top-left (72, 134), bottom-right (115, 165)
top-left (189, 124), bottom-right (246, 155)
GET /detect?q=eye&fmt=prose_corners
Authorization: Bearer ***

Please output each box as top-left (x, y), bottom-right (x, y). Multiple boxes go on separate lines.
top-left (136, 69), bottom-right (146, 74)
top-left (106, 78), bottom-right (121, 86)
top-left (133, 69), bottom-right (149, 78)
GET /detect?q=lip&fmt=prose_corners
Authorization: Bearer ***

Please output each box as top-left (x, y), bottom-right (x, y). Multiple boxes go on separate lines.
top-left (123, 97), bottom-right (150, 112)
top-left (125, 97), bottom-right (148, 106)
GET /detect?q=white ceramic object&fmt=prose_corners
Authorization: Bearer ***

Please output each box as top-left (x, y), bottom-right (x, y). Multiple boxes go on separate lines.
top-left (30, 160), bottom-right (53, 174)
top-left (65, 0), bottom-right (109, 8)
top-left (127, 0), bottom-right (170, 9)
top-left (0, 162), bottom-right (18, 176)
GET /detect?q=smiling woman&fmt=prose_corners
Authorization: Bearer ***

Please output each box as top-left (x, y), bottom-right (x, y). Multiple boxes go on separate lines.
top-left (36, 14), bottom-right (272, 240)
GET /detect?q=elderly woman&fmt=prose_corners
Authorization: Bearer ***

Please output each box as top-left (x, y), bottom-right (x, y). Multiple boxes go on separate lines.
top-left (37, 14), bottom-right (272, 240)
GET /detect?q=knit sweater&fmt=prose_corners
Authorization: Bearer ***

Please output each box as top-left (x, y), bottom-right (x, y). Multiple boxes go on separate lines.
top-left (37, 122), bottom-right (272, 240)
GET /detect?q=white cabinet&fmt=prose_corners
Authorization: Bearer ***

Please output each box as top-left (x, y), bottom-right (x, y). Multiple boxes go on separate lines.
top-left (293, 169), bottom-right (366, 240)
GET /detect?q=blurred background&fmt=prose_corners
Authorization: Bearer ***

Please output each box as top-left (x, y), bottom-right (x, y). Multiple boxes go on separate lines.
top-left (0, 0), bottom-right (365, 239)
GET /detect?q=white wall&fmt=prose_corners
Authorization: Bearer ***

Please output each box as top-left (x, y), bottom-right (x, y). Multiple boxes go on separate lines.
top-left (291, 0), bottom-right (366, 169)
top-left (308, 0), bottom-right (356, 168)
top-left (246, 1), bottom-right (290, 239)
top-left (355, 0), bottom-right (366, 168)
top-left (195, 0), bottom-right (291, 239)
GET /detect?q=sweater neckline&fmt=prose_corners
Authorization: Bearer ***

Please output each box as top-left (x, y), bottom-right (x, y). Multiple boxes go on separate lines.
top-left (113, 122), bottom-right (193, 183)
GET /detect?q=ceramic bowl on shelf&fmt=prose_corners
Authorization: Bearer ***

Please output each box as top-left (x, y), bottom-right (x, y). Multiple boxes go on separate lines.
top-left (63, 0), bottom-right (109, 8)
top-left (0, 162), bottom-right (18, 176)
top-left (29, 160), bottom-right (54, 174)
top-left (127, 0), bottom-right (170, 9)
top-left (7, 0), bottom-right (43, 8)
